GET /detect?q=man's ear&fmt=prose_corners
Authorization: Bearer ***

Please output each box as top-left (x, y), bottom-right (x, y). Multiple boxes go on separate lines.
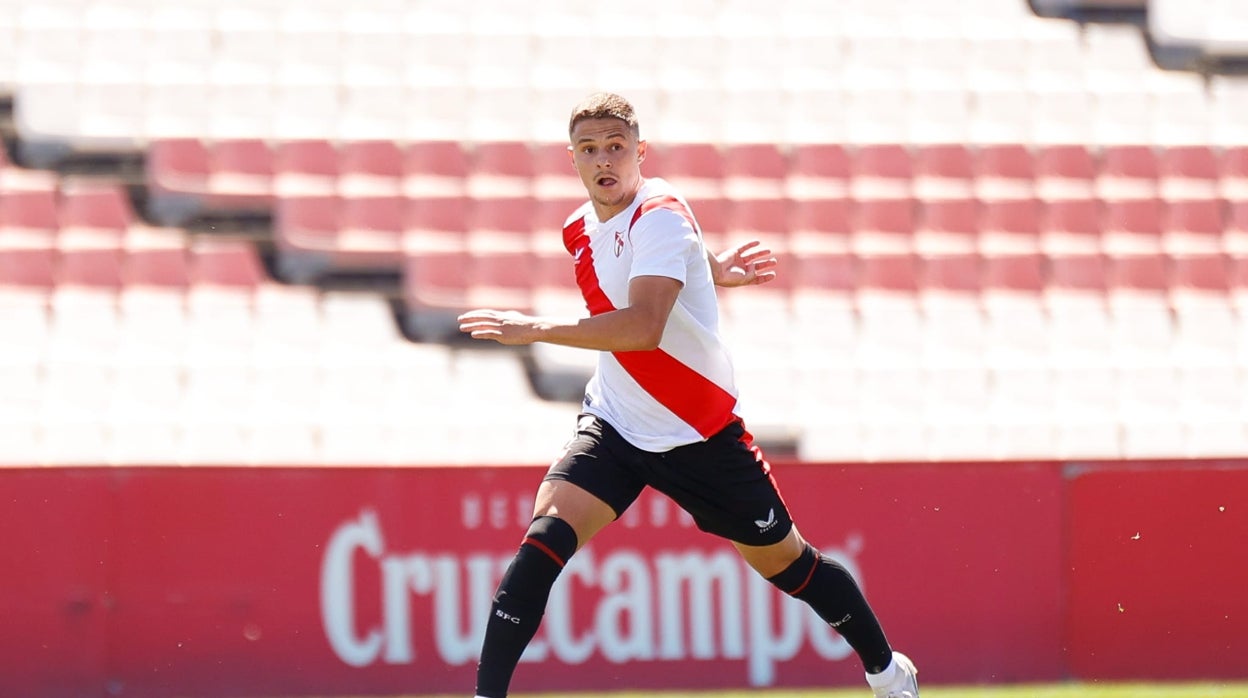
top-left (566, 144), bottom-right (575, 166)
top-left (637, 140), bottom-right (648, 164)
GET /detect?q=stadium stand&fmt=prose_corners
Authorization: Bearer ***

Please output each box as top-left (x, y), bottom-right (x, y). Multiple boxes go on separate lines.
top-left (1, 0), bottom-right (1248, 464)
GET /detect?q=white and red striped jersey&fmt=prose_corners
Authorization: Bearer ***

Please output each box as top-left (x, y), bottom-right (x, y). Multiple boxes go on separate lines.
top-left (561, 178), bottom-right (740, 452)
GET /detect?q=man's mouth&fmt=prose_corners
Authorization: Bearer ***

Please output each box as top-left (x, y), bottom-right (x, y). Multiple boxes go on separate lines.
top-left (597, 175), bottom-right (618, 187)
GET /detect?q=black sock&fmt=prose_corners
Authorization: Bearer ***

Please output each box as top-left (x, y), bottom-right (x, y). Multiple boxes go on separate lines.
top-left (767, 543), bottom-right (894, 674)
top-left (475, 516), bottom-right (579, 698)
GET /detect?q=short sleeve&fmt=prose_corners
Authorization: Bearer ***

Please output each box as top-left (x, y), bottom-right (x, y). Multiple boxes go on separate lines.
top-left (628, 207), bottom-right (701, 285)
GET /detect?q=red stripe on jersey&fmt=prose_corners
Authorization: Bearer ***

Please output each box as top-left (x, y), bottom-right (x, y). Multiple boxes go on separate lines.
top-left (629, 195), bottom-right (701, 237)
top-left (564, 215), bottom-right (614, 315)
top-left (614, 349), bottom-right (737, 438)
top-left (567, 198), bottom-right (735, 439)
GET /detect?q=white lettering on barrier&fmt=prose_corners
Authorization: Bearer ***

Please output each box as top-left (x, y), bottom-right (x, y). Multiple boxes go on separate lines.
top-left (321, 510), bottom-right (862, 686)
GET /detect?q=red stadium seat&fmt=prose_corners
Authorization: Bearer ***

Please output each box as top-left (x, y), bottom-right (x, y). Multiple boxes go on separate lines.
top-left (58, 180), bottom-right (133, 245)
top-left (786, 143), bottom-right (851, 200)
top-left (979, 198), bottom-right (1042, 254)
top-left (123, 235), bottom-right (191, 289)
top-left (467, 141), bottom-right (535, 198)
top-left (338, 140), bottom-right (404, 197)
top-left (974, 144), bottom-right (1036, 201)
top-left (1046, 251), bottom-right (1110, 310)
top-left (468, 196), bottom-right (537, 240)
top-left (852, 198), bottom-right (917, 254)
top-left (1103, 198), bottom-right (1164, 254)
top-left (531, 142), bottom-right (583, 200)
top-left (851, 144), bottom-right (913, 200)
top-left (788, 198), bottom-right (852, 265)
top-left (920, 251), bottom-right (982, 298)
top-left (57, 246), bottom-right (125, 288)
top-left (916, 198), bottom-right (980, 255)
top-left (1035, 145), bottom-right (1096, 200)
top-left (646, 142), bottom-right (724, 200)
top-left (147, 139), bottom-right (210, 187)
top-left (210, 138), bottom-right (275, 203)
top-left (722, 143), bottom-right (788, 200)
top-left (273, 194), bottom-right (341, 281)
top-left (983, 252), bottom-right (1045, 298)
top-left (858, 252), bottom-right (920, 295)
top-left (1162, 198), bottom-right (1225, 254)
top-left (188, 239), bottom-right (266, 288)
top-left (1170, 253), bottom-right (1231, 307)
top-left (337, 195), bottom-right (406, 268)
top-left (0, 185), bottom-right (59, 242)
top-left (401, 239), bottom-right (472, 340)
top-left (1226, 200), bottom-right (1248, 256)
top-left (1159, 146), bottom-right (1220, 200)
top-left (404, 141), bottom-right (470, 198)
top-left (274, 139), bottom-right (338, 196)
top-left (1219, 145), bottom-right (1248, 201)
top-left (1109, 252), bottom-right (1168, 296)
top-left (1040, 198), bottom-right (1102, 254)
top-left (913, 144), bottom-right (974, 201)
top-left (1096, 145), bottom-right (1159, 201)
top-left (0, 246), bottom-right (57, 289)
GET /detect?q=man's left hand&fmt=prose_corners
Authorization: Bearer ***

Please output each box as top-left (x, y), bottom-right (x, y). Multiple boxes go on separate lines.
top-left (712, 240), bottom-right (778, 287)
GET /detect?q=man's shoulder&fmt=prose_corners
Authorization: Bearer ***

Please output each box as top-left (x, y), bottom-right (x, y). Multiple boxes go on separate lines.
top-left (561, 200), bottom-right (595, 231)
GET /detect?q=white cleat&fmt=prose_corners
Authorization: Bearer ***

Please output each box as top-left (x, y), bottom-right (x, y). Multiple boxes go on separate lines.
top-left (867, 651), bottom-right (919, 698)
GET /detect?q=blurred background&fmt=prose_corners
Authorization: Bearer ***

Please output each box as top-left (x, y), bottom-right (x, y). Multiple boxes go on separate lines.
top-left (1, 0), bottom-right (1247, 464)
top-left (0, 0), bottom-right (1247, 696)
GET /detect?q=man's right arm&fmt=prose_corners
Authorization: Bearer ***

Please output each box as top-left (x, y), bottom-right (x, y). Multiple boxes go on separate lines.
top-left (457, 275), bottom-right (682, 351)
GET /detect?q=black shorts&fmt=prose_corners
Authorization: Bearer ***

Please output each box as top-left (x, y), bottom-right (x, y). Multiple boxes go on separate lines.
top-left (544, 413), bottom-right (794, 546)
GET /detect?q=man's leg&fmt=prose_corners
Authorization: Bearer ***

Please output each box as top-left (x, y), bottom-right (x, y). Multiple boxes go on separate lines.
top-left (474, 479), bottom-right (617, 698)
top-left (734, 527), bottom-right (895, 674)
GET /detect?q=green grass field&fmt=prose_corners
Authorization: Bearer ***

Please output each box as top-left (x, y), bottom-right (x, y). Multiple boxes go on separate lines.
top-left (420, 685), bottom-right (1248, 698)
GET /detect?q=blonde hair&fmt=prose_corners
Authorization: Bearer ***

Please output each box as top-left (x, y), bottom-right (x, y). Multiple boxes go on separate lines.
top-left (568, 92), bottom-right (640, 140)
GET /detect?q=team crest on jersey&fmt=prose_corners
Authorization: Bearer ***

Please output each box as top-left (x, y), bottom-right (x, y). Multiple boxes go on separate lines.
top-left (613, 231), bottom-right (625, 257)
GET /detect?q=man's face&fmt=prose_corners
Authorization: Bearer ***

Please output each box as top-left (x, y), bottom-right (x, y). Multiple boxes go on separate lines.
top-left (569, 117), bottom-right (647, 221)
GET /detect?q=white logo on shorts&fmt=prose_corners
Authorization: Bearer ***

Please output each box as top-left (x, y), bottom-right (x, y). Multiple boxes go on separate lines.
top-left (754, 508), bottom-right (778, 533)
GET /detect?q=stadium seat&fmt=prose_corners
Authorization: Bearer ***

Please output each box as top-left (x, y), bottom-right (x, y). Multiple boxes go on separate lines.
top-left (57, 180), bottom-right (133, 246)
top-left (1102, 198), bottom-right (1164, 254)
top-left (1219, 145), bottom-right (1248, 200)
top-left (146, 139), bottom-right (212, 224)
top-left (915, 198), bottom-right (980, 255)
top-left (974, 144), bottom-right (1036, 201)
top-left (646, 142), bottom-right (724, 201)
top-left (913, 144), bottom-right (975, 202)
top-left (1039, 197), bottom-right (1102, 255)
top-left (1096, 145), bottom-right (1160, 201)
top-left (722, 143), bottom-right (788, 201)
top-left (274, 139), bottom-right (339, 196)
top-left (122, 228), bottom-right (191, 290)
top-left (1034, 145), bottom-right (1097, 201)
top-left (851, 144), bottom-right (913, 200)
top-left (979, 198), bottom-right (1042, 255)
top-left (785, 143), bottom-right (851, 202)
top-left (530, 142), bottom-right (583, 201)
top-left (852, 198), bottom-right (917, 254)
top-left (1159, 146), bottom-right (1221, 201)
top-left (208, 138), bottom-right (276, 207)
top-left (467, 141), bottom-right (535, 199)
top-left (0, 245), bottom-right (57, 290)
top-left (337, 140), bottom-right (404, 198)
top-left (1162, 199), bottom-right (1225, 254)
top-left (0, 184), bottom-right (59, 244)
top-left (404, 140), bottom-right (470, 198)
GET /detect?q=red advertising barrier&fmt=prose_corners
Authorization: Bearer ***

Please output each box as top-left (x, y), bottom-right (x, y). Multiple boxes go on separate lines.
top-left (1065, 462), bottom-right (1248, 680)
top-left (3, 459), bottom-right (1243, 696)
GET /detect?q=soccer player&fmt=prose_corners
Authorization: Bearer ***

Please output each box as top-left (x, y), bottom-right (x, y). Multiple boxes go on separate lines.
top-left (457, 92), bottom-right (919, 698)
